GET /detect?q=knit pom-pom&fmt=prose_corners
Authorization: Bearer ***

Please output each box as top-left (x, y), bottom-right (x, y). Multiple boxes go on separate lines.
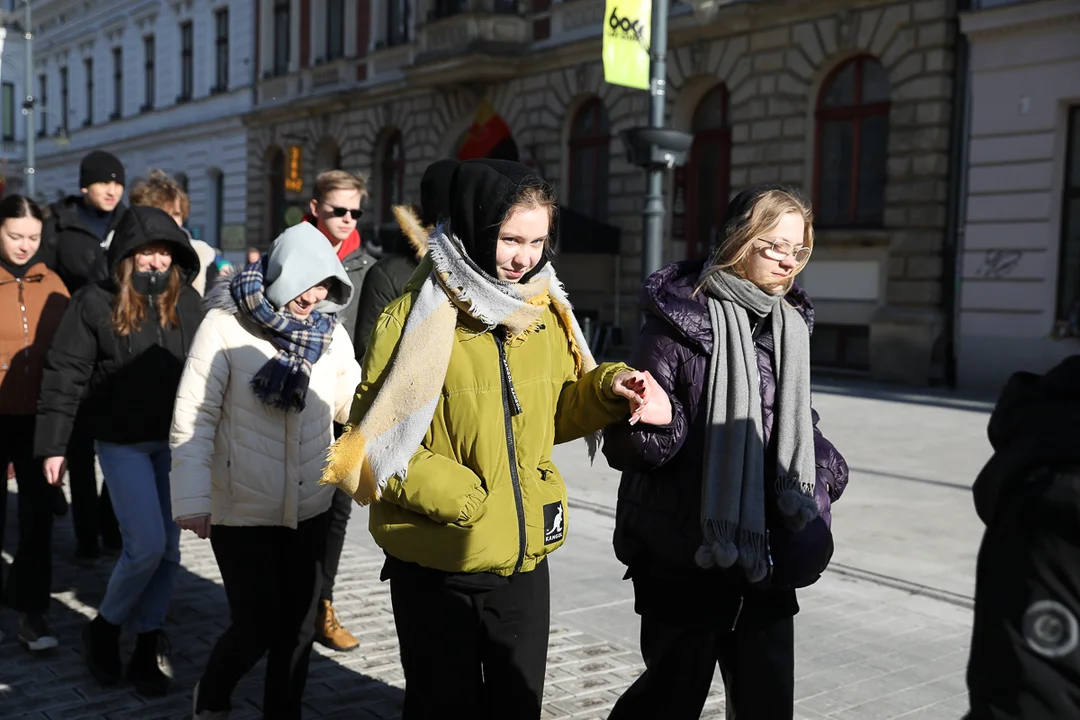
top-left (778, 490), bottom-right (819, 532)
top-left (694, 545), bottom-right (716, 569)
top-left (711, 540), bottom-right (738, 569)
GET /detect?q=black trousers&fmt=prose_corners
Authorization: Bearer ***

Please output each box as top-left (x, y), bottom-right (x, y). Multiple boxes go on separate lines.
top-left (0, 415), bottom-right (53, 614)
top-left (390, 559), bottom-right (551, 719)
top-left (320, 488), bottom-right (352, 603)
top-left (67, 414), bottom-right (120, 551)
top-left (608, 612), bottom-right (795, 720)
top-left (197, 512), bottom-right (329, 719)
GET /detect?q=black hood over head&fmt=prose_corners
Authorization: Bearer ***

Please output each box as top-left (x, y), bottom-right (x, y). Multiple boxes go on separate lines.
top-left (106, 206), bottom-right (200, 286)
top-left (420, 159), bottom-right (459, 228)
top-left (972, 355), bottom-right (1080, 524)
top-left (448, 159), bottom-right (557, 279)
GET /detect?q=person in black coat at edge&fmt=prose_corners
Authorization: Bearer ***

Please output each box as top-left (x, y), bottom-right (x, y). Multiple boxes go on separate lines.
top-left (42, 149), bottom-right (128, 562)
top-left (353, 158), bottom-right (457, 360)
top-left (35, 206), bottom-right (205, 697)
top-left (965, 355), bottom-right (1080, 719)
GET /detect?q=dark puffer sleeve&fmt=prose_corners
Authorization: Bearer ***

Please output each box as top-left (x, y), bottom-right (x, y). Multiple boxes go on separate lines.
top-left (35, 292), bottom-right (99, 458)
top-left (603, 316), bottom-right (691, 472)
top-left (812, 407), bottom-right (849, 502)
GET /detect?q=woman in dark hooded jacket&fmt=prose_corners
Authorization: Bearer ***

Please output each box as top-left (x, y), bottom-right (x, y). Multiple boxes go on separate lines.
top-left (604, 185), bottom-right (849, 719)
top-left (35, 205), bottom-right (205, 697)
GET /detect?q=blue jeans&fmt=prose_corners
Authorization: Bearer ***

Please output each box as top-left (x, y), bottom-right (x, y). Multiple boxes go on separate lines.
top-left (95, 440), bottom-right (180, 633)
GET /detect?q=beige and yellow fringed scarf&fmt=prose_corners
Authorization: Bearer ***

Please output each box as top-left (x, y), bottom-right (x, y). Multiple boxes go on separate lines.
top-left (320, 228), bottom-right (597, 505)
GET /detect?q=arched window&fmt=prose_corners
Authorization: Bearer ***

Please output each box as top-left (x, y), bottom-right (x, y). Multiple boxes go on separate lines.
top-left (687, 85), bottom-right (730, 258)
top-left (815, 56), bottom-right (891, 227)
top-left (379, 130), bottom-right (405, 225)
top-left (568, 98), bottom-right (610, 222)
top-left (316, 136), bottom-right (342, 172)
top-left (266, 146), bottom-right (285, 238)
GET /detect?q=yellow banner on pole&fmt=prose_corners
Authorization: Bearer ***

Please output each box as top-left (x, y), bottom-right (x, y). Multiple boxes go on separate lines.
top-left (602, 0), bottom-right (652, 91)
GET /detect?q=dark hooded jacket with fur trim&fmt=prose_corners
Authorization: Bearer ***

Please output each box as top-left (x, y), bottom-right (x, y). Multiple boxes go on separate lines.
top-left (603, 258), bottom-right (848, 623)
top-left (35, 206), bottom-right (205, 457)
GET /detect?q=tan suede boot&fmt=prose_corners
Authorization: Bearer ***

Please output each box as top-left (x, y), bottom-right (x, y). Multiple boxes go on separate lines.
top-left (315, 599), bottom-right (359, 652)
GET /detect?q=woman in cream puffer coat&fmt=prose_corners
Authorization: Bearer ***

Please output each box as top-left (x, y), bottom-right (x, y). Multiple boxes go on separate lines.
top-left (169, 223), bottom-right (361, 719)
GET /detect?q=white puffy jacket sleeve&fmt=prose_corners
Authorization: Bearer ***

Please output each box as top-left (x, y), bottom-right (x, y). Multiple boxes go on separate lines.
top-left (170, 312), bottom-right (230, 521)
top-left (331, 323), bottom-right (362, 424)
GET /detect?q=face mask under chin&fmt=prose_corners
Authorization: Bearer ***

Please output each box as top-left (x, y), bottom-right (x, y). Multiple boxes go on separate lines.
top-left (131, 270), bottom-right (168, 296)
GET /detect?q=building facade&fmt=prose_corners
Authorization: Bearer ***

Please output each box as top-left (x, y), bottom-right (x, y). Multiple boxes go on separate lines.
top-left (956, 0), bottom-right (1080, 391)
top-left (245, 0), bottom-right (959, 384)
top-left (0, 0), bottom-right (29, 197)
top-left (28, 0), bottom-right (254, 258)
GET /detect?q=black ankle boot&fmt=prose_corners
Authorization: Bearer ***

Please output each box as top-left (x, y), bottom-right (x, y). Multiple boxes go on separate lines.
top-left (82, 615), bottom-right (122, 685)
top-left (127, 630), bottom-right (173, 697)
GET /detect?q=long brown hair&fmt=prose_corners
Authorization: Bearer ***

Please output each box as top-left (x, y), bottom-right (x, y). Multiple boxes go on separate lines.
top-left (697, 187), bottom-right (814, 296)
top-left (112, 256), bottom-right (183, 336)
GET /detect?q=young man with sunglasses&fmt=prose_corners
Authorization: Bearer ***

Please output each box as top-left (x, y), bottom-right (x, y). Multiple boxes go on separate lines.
top-left (303, 170), bottom-right (375, 654)
top-left (306, 170), bottom-right (375, 351)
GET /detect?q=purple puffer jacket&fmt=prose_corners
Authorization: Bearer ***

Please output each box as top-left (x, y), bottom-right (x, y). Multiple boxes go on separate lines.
top-left (604, 259), bottom-right (849, 591)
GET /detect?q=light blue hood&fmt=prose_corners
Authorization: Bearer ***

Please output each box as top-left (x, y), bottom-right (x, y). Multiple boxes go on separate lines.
top-left (264, 223), bottom-right (354, 314)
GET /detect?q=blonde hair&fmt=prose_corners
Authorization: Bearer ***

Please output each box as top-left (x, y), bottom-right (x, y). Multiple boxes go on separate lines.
top-left (313, 170), bottom-right (367, 204)
top-left (698, 187), bottom-right (814, 295)
top-left (130, 170), bottom-right (190, 220)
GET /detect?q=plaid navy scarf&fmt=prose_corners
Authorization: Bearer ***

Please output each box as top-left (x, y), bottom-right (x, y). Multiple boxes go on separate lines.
top-left (230, 259), bottom-right (336, 412)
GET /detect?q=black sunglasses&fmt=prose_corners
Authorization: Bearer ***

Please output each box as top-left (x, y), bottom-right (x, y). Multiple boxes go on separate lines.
top-left (323, 204), bottom-right (363, 221)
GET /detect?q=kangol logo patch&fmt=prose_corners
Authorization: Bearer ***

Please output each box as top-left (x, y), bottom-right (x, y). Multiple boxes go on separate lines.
top-left (543, 502), bottom-right (564, 545)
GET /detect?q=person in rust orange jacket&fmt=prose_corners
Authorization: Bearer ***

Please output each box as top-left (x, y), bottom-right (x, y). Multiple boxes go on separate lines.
top-left (0, 194), bottom-right (69, 653)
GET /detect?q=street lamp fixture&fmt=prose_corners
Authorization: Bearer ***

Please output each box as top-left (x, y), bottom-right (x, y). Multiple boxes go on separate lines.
top-left (624, 0), bottom-right (736, 287)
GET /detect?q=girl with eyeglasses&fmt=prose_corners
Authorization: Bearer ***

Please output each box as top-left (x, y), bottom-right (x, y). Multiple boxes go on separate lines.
top-left (604, 184), bottom-right (850, 719)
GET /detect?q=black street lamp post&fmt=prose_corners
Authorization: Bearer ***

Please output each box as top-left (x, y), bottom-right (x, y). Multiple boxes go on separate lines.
top-left (622, 0), bottom-right (727, 285)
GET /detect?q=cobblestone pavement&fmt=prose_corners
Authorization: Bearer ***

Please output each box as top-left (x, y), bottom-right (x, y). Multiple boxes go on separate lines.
top-left (2, 496), bottom-right (971, 720)
top-left (1, 502), bottom-right (689, 720)
top-left (4, 378), bottom-right (988, 720)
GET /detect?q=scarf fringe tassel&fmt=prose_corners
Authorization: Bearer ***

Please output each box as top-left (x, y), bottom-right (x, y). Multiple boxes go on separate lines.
top-left (696, 521), bottom-right (769, 584)
top-left (775, 473), bottom-right (818, 532)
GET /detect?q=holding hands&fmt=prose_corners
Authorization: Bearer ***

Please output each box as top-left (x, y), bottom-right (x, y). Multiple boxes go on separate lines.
top-left (611, 371), bottom-right (673, 426)
top-left (177, 514), bottom-right (212, 540)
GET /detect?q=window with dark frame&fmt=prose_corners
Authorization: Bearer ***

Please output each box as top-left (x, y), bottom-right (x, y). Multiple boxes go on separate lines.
top-left (59, 66), bottom-right (69, 133)
top-left (214, 171), bottom-right (225, 243)
top-left (273, 0), bottom-right (290, 76)
top-left (568, 98), bottom-right (611, 222)
top-left (326, 0), bottom-right (345, 61)
top-left (112, 47), bottom-right (123, 119)
top-left (1056, 106), bottom-right (1080, 332)
top-left (143, 35), bottom-right (155, 110)
top-left (387, 0), bottom-right (409, 47)
top-left (214, 9), bottom-right (229, 91)
top-left (1, 82), bottom-right (14, 141)
top-left (84, 57), bottom-right (93, 126)
top-left (37, 74), bottom-right (45, 136)
top-left (267, 147), bottom-right (286, 237)
top-left (379, 130), bottom-right (405, 224)
top-left (814, 55), bottom-right (891, 228)
top-left (687, 85), bottom-right (730, 258)
top-left (180, 21), bottom-right (194, 102)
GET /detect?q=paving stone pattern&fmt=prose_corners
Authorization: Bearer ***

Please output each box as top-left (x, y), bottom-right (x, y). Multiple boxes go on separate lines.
top-left (0, 509), bottom-right (711, 720)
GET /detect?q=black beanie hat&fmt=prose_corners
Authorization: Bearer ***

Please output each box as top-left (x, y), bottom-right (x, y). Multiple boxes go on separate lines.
top-left (720, 183), bottom-right (808, 236)
top-left (80, 150), bottom-right (126, 189)
top-left (448, 159), bottom-right (556, 279)
top-left (420, 159), bottom-right (459, 228)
